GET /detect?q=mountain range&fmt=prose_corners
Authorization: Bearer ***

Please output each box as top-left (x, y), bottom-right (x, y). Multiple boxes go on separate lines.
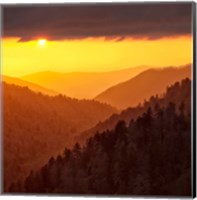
top-left (3, 63), bottom-right (192, 195)
top-left (9, 78), bottom-right (191, 196)
top-left (20, 65), bottom-right (150, 99)
top-left (95, 64), bottom-right (191, 109)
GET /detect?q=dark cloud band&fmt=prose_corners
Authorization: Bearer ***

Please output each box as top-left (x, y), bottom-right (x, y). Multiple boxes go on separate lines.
top-left (3, 3), bottom-right (192, 41)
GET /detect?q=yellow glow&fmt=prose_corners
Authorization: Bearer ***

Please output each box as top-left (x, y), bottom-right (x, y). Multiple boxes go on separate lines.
top-left (38, 39), bottom-right (47, 47)
top-left (2, 36), bottom-right (192, 77)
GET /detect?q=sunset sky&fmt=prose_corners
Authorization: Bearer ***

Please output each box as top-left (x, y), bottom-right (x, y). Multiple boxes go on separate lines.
top-left (2, 3), bottom-right (193, 77)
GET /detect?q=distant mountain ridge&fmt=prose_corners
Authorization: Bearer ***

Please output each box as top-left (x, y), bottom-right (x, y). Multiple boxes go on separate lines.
top-left (95, 64), bottom-right (191, 109)
top-left (2, 75), bottom-right (58, 96)
top-left (20, 65), bottom-right (151, 99)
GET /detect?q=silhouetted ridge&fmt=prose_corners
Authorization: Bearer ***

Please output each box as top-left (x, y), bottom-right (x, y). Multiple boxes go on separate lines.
top-left (77, 78), bottom-right (191, 144)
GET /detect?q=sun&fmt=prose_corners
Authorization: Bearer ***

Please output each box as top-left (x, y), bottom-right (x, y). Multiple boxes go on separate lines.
top-left (38, 39), bottom-right (47, 47)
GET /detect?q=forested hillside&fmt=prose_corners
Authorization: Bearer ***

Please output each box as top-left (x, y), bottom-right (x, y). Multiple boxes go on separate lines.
top-left (3, 83), bottom-right (116, 191)
top-left (77, 78), bottom-right (191, 144)
top-left (8, 78), bottom-right (191, 196)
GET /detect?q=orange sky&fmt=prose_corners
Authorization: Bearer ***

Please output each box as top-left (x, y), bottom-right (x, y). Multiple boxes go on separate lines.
top-left (2, 36), bottom-right (192, 77)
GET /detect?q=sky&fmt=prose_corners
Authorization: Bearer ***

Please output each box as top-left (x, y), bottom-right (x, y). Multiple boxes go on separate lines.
top-left (2, 3), bottom-right (193, 77)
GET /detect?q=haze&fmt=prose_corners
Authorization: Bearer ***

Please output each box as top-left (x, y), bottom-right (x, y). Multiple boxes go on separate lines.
top-left (2, 36), bottom-right (191, 77)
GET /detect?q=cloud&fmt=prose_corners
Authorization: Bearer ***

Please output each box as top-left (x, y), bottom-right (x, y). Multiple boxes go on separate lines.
top-left (3, 3), bottom-right (192, 42)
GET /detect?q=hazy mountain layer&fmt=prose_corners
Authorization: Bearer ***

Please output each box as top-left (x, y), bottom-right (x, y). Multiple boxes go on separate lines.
top-left (2, 75), bottom-right (58, 96)
top-left (95, 64), bottom-right (191, 109)
top-left (21, 65), bottom-right (150, 99)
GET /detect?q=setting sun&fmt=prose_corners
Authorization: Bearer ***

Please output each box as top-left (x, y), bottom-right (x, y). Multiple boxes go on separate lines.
top-left (38, 39), bottom-right (47, 47)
